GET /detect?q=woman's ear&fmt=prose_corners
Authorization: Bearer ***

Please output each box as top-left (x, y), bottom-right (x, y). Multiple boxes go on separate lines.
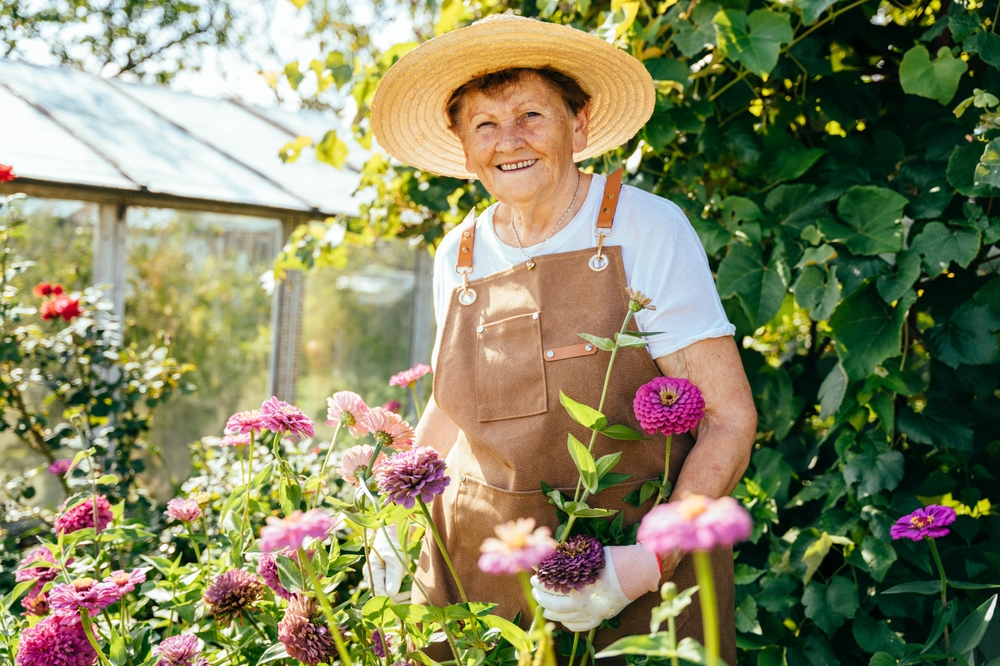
top-left (572, 101), bottom-right (591, 153)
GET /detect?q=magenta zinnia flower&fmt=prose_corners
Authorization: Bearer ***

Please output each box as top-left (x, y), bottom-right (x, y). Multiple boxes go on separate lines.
top-left (16, 546), bottom-right (61, 584)
top-left (633, 377), bottom-right (705, 436)
top-left (359, 407), bottom-right (414, 450)
top-left (225, 409), bottom-right (265, 435)
top-left (382, 399), bottom-right (402, 414)
top-left (48, 459), bottom-right (73, 475)
top-left (49, 578), bottom-right (120, 615)
top-left (203, 569), bottom-right (263, 625)
top-left (375, 446), bottom-right (450, 509)
top-left (278, 594), bottom-right (339, 665)
top-left (637, 494), bottom-right (752, 556)
top-left (54, 496), bottom-right (113, 535)
top-left (220, 432), bottom-right (251, 447)
top-left (536, 535), bottom-right (605, 593)
top-left (102, 569), bottom-right (147, 599)
top-left (257, 553), bottom-right (293, 600)
top-left (890, 504), bottom-right (957, 541)
top-left (165, 498), bottom-right (202, 523)
top-left (326, 391), bottom-right (370, 438)
top-left (259, 509), bottom-right (339, 553)
top-left (389, 363), bottom-right (432, 388)
top-left (479, 518), bottom-right (557, 575)
top-left (15, 612), bottom-right (97, 666)
top-left (154, 634), bottom-right (208, 666)
top-left (336, 444), bottom-right (386, 487)
top-left (372, 629), bottom-right (391, 658)
top-left (260, 396), bottom-right (315, 440)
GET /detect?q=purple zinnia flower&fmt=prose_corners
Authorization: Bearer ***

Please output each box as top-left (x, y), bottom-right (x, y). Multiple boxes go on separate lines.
top-left (102, 569), bottom-right (147, 600)
top-left (536, 535), bottom-right (606, 593)
top-left (257, 553), bottom-right (293, 600)
top-left (259, 509), bottom-right (340, 553)
top-left (278, 594), bottom-right (339, 665)
top-left (225, 409), bottom-right (265, 435)
top-left (260, 396), bottom-right (315, 440)
top-left (154, 634), bottom-right (208, 666)
top-left (15, 612), bottom-right (97, 666)
top-left (54, 496), bottom-right (113, 535)
top-left (372, 629), bottom-right (391, 658)
top-left (637, 494), bottom-right (752, 556)
top-left (632, 377), bottom-right (705, 436)
top-left (374, 446), bottom-right (450, 509)
top-left (16, 546), bottom-right (61, 584)
top-left (479, 518), bottom-right (557, 575)
top-left (48, 459), bottom-right (73, 475)
top-left (890, 504), bottom-right (957, 541)
top-left (203, 569), bottom-right (263, 626)
top-left (49, 578), bottom-right (120, 615)
top-left (165, 498), bottom-right (202, 523)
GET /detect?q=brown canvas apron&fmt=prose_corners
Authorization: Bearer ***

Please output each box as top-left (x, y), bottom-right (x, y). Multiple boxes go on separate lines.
top-left (414, 171), bottom-right (736, 664)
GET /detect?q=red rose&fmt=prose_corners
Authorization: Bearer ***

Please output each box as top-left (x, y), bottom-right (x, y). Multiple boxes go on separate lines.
top-left (0, 164), bottom-right (15, 183)
top-left (40, 294), bottom-right (82, 321)
top-left (40, 299), bottom-right (59, 320)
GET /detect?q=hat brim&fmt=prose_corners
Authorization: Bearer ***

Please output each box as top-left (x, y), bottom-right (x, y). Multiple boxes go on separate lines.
top-left (371, 15), bottom-right (655, 179)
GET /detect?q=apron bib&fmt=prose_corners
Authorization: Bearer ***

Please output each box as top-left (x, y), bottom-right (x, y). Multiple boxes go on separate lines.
top-left (415, 171), bottom-right (736, 664)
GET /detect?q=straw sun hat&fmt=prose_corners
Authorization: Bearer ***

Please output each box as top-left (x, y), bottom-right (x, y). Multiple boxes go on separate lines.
top-left (370, 13), bottom-right (655, 179)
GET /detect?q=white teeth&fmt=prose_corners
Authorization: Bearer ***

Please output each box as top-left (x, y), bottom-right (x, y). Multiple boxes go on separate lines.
top-left (499, 160), bottom-right (537, 171)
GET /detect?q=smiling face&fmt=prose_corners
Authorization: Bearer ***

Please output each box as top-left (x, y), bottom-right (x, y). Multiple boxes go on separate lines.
top-left (456, 72), bottom-right (590, 207)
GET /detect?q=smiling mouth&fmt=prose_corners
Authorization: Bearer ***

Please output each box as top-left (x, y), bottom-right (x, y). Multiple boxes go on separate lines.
top-left (498, 159), bottom-right (537, 172)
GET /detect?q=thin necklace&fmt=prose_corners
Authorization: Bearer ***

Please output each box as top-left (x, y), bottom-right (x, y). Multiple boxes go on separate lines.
top-left (509, 170), bottom-right (582, 270)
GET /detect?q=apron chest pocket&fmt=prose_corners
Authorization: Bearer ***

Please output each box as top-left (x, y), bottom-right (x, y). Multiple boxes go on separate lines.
top-left (475, 312), bottom-right (547, 422)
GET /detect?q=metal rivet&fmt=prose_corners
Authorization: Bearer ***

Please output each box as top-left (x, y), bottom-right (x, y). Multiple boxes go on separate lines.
top-left (460, 474), bottom-right (466, 481)
top-left (608, 193), bottom-right (615, 199)
top-left (546, 350), bottom-right (554, 358)
top-left (532, 312), bottom-right (539, 319)
top-left (602, 207), bottom-right (610, 213)
top-left (463, 231), bottom-right (470, 238)
top-left (477, 325), bottom-right (484, 333)
top-left (461, 247), bottom-right (469, 253)
top-left (586, 344), bottom-right (593, 351)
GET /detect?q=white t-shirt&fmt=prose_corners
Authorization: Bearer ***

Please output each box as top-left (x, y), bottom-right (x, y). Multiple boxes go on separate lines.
top-left (432, 173), bottom-right (735, 365)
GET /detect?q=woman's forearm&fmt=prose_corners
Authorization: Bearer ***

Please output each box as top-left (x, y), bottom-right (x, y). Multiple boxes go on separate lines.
top-left (671, 420), bottom-right (755, 500)
top-left (413, 395), bottom-right (460, 458)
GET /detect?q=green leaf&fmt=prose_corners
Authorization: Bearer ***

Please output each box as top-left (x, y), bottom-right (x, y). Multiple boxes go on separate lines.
top-left (562, 502), bottom-right (616, 518)
top-left (766, 148), bottom-right (827, 184)
top-left (559, 391), bottom-right (607, 430)
top-left (947, 142), bottom-right (995, 197)
top-left (794, 0), bottom-right (845, 24)
top-left (829, 282), bottom-right (912, 381)
top-left (716, 241), bottom-right (790, 329)
top-left (644, 58), bottom-right (689, 82)
top-left (596, 472), bottom-right (634, 492)
top-left (735, 593), bottom-right (761, 634)
top-left (950, 594), bottom-right (997, 656)
top-left (391, 603), bottom-right (447, 624)
top-left (734, 563), bottom-right (765, 585)
top-left (853, 613), bottom-right (906, 658)
top-left (577, 333), bottom-right (615, 351)
top-left (821, 186), bottom-right (909, 256)
top-left (599, 424), bottom-right (649, 440)
top-left (965, 29), bottom-right (1000, 68)
top-left (868, 653), bottom-right (897, 666)
top-left (802, 577), bottom-right (859, 637)
top-left (567, 435), bottom-right (599, 494)
top-left (595, 451), bottom-right (622, 479)
top-left (714, 9), bottom-right (794, 77)
top-left (844, 446), bottom-right (904, 500)
top-left (925, 301), bottom-right (1000, 368)
top-left (949, 581), bottom-right (1000, 590)
top-left (898, 404), bottom-right (974, 450)
top-left (674, 3), bottom-right (720, 57)
top-left (256, 642), bottom-right (291, 665)
top-left (323, 51), bottom-right (353, 87)
top-left (478, 615), bottom-right (531, 654)
top-left (615, 332), bottom-right (649, 348)
top-left (597, 635), bottom-right (705, 661)
top-left (642, 112), bottom-right (677, 153)
top-left (911, 221), bottom-right (981, 273)
top-left (315, 130), bottom-right (349, 169)
top-left (899, 45), bottom-right (968, 104)
top-left (759, 647), bottom-right (787, 666)
top-left (876, 250), bottom-right (921, 304)
top-left (975, 138), bottom-right (1000, 188)
top-left (792, 265), bottom-right (827, 310)
top-left (860, 536), bottom-right (897, 582)
top-left (924, 599), bottom-right (958, 654)
top-left (818, 363), bottom-right (848, 420)
top-left (110, 631), bottom-right (126, 666)
top-left (802, 532), bottom-right (834, 585)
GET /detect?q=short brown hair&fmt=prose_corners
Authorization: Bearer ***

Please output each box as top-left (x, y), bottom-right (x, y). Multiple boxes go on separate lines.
top-left (446, 67), bottom-right (591, 134)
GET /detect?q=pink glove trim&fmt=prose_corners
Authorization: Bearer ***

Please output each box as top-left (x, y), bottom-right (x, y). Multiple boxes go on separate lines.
top-left (609, 544), bottom-right (661, 601)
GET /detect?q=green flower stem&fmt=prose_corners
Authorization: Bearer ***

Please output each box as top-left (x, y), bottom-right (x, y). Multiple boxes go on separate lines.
top-left (668, 611), bottom-right (679, 666)
top-left (367, 440), bottom-right (385, 477)
top-left (578, 628), bottom-right (597, 666)
top-left (653, 433), bottom-right (673, 507)
top-left (80, 613), bottom-right (113, 666)
top-left (417, 498), bottom-right (467, 602)
top-left (298, 547), bottom-right (355, 666)
top-left (313, 421), bottom-right (343, 509)
top-left (185, 522), bottom-right (205, 580)
top-left (693, 551), bottom-right (719, 666)
top-left (200, 514), bottom-right (212, 577)
top-left (928, 538), bottom-right (953, 661)
top-left (566, 632), bottom-right (581, 666)
top-left (518, 571), bottom-right (537, 615)
top-left (410, 384), bottom-right (424, 420)
top-left (239, 430), bottom-right (255, 545)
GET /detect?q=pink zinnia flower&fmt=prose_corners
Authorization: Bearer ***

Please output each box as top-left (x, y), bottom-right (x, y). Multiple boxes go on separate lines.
top-left (478, 518), bottom-right (557, 575)
top-left (257, 553), bottom-right (293, 600)
top-left (16, 546), bottom-right (61, 584)
top-left (54, 496), bottom-right (113, 535)
top-left (278, 594), bottom-right (338, 665)
top-left (389, 363), bottom-right (432, 388)
top-left (633, 377), bottom-right (705, 436)
top-left (637, 494), bottom-right (752, 556)
top-left (15, 612), bottom-right (96, 666)
top-left (48, 459), bottom-right (73, 475)
top-left (154, 633), bottom-right (208, 666)
top-left (536, 535), bottom-right (605, 593)
top-left (336, 444), bottom-right (386, 487)
top-left (259, 509), bottom-right (340, 553)
top-left (49, 577), bottom-right (120, 615)
top-left (165, 498), bottom-right (202, 523)
top-left (203, 569), bottom-right (263, 626)
top-left (260, 396), bottom-right (315, 440)
top-left (325, 391), bottom-right (370, 438)
top-left (102, 569), bottom-right (147, 599)
top-left (359, 407), bottom-right (414, 450)
top-left (382, 399), bottom-right (402, 414)
top-left (226, 409), bottom-right (265, 435)
top-left (890, 505), bottom-right (957, 541)
top-left (21, 587), bottom-right (49, 616)
top-left (220, 432), bottom-right (251, 447)
top-left (374, 446), bottom-right (449, 509)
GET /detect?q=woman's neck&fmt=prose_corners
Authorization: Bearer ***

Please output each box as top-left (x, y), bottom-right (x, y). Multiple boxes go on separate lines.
top-left (494, 171), bottom-right (593, 247)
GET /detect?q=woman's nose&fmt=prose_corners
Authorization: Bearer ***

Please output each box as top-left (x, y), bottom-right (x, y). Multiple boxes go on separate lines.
top-left (494, 120), bottom-right (526, 152)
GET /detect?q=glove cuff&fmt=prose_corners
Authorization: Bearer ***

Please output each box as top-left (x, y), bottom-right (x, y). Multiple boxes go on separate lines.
top-left (610, 544), bottom-right (662, 601)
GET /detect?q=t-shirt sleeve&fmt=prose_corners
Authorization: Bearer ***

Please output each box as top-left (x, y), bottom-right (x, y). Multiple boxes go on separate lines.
top-left (628, 196), bottom-right (736, 359)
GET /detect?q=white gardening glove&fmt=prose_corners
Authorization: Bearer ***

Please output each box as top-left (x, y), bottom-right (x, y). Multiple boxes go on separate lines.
top-left (365, 525), bottom-right (411, 603)
top-left (531, 544), bottom-right (661, 632)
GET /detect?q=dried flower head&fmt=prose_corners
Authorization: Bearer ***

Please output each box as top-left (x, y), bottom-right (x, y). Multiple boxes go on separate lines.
top-left (633, 377), bottom-right (705, 437)
top-left (260, 396), bottom-right (315, 440)
top-left (259, 509), bottom-right (340, 553)
top-left (16, 546), bottom-right (61, 585)
top-left (375, 446), bottom-right (450, 509)
top-left (203, 569), bottom-right (263, 625)
top-left (325, 391), bottom-right (370, 438)
top-left (226, 410), bottom-right (265, 435)
top-left (536, 535), bottom-right (606, 593)
top-left (278, 594), bottom-right (339, 665)
top-left (55, 496), bottom-right (113, 535)
top-left (389, 363), bottom-right (432, 388)
top-left (15, 612), bottom-right (96, 666)
top-left (479, 517), bottom-right (557, 575)
top-left (336, 444), bottom-right (386, 487)
top-left (165, 498), bottom-right (202, 523)
top-left (626, 288), bottom-right (655, 312)
top-left (637, 494), bottom-right (752, 556)
top-left (257, 553), bottom-right (293, 600)
top-left (154, 634), bottom-right (208, 666)
top-left (49, 578), bottom-right (120, 615)
top-left (890, 505), bottom-right (957, 541)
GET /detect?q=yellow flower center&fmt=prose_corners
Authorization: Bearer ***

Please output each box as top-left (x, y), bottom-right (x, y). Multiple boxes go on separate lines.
top-left (910, 515), bottom-right (935, 529)
top-left (73, 578), bottom-right (94, 590)
top-left (659, 387), bottom-right (679, 407)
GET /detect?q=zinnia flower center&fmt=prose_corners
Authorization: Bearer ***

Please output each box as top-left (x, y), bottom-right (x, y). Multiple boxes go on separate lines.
top-left (113, 573), bottom-right (130, 585)
top-left (659, 387), bottom-right (679, 406)
top-left (73, 578), bottom-right (94, 590)
top-left (340, 412), bottom-right (355, 427)
top-left (374, 431), bottom-right (393, 448)
top-left (910, 515), bottom-right (934, 528)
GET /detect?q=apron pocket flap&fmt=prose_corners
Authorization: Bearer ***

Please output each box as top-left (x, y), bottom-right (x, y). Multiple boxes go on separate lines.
top-left (476, 312), bottom-right (548, 422)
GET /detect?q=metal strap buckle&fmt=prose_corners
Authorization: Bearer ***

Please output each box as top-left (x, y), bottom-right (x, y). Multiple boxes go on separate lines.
top-left (589, 229), bottom-right (612, 272)
top-left (456, 267), bottom-right (477, 305)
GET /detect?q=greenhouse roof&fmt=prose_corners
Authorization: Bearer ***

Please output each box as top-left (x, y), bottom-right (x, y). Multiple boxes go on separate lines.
top-left (0, 59), bottom-right (368, 219)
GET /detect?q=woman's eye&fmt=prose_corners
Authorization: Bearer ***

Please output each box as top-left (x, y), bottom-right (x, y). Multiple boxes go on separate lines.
top-left (476, 121), bottom-right (495, 130)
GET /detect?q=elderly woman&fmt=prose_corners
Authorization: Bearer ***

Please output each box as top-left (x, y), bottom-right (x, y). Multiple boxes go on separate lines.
top-left (368, 14), bottom-right (755, 662)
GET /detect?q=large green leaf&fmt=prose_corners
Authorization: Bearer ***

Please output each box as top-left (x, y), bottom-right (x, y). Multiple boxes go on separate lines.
top-left (925, 301), bottom-right (1000, 368)
top-left (820, 186), bottom-right (909, 256)
top-left (802, 577), bottom-right (859, 637)
top-left (965, 28), bottom-right (1000, 67)
top-left (795, 0), bottom-right (846, 24)
top-left (828, 282), bottom-right (912, 381)
top-left (818, 363), bottom-right (848, 419)
top-left (950, 594), bottom-right (998, 657)
top-left (673, 3), bottom-right (721, 57)
top-left (876, 250), bottom-right (921, 304)
top-left (910, 221), bottom-right (981, 274)
top-left (843, 444), bottom-right (904, 500)
top-left (974, 138), bottom-right (1000, 188)
top-left (716, 241), bottom-right (790, 329)
top-left (899, 45), bottom-right (968, 104)
top-left (880, 580), bottom-right (942, 595)
top-left (567, 434), bottom-right (599, 494)
top-left (644, 58), bottom-right (689, 82)
top-left (559, 391), bottom-right (607, 430)
top-left (898, 405), bottom-right (974, 450)
top-left (713, 9), bottom-right (793, 77)
top-left (852, 612), bottom-right (906, 658)
top-left (859, 536), bottom-right (897, 582)
top-left (947, 142), bottom-right (995, 196)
